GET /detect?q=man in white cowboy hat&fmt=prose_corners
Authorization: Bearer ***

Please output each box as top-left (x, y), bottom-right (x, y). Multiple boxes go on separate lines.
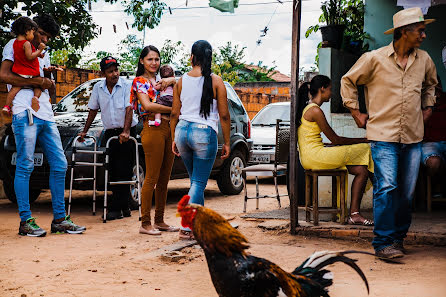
top-left (341, 7), bottom-right (438, 260)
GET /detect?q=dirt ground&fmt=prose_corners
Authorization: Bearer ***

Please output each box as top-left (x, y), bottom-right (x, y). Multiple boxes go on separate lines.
top-left (1, 178), bottom-right (446, 297)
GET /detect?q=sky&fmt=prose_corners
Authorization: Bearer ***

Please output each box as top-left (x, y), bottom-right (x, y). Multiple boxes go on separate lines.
top-left (84, 0), bottom-right (323, 76)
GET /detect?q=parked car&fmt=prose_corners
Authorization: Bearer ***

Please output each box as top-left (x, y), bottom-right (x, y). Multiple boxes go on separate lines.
top-left (0, 77), bottom-right (252, 205)
top-left (248, 101), bottom-right (290, 164)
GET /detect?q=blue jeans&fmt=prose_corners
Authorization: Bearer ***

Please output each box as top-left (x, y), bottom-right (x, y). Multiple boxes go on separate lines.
top-left (12, 111), bottom-right (67, 222)
top-left (370, 141), bottom-right (421, 251)
top-left (421, 141), bottom-right (446, 164)
top-left (175, 120), bottom-right (218, 206)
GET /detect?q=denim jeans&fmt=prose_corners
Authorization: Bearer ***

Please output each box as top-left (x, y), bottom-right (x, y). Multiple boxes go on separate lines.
top-left (421, 141), bottom-right (446, 164)
top-left (175, 120), bottom-right (218, 206)
top-left (370, 141), bottom-right (421, 251)
top-left (12, 111), bottom-right (67, 222)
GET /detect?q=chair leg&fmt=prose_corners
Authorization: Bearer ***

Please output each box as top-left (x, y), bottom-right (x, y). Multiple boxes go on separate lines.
top-left (243, 172), bottom-right (248, 213)
top-left (305, 173), bottom-right (311, 222)
top-left (340, 172), bottom-right (347, 224)
top-left (274, 175), bottom-right (281, 208)
top-left (331, 176), bottom-right (337, 222)
top-left (427, 174), bottom-right (432, 213)
top-left (312, 173), bottom-right (319, 226)
top-left (255, 176), bottom-right (260, 210)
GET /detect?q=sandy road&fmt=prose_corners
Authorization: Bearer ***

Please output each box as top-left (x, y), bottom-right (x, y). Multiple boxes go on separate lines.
top-left (1, 178), bottom-right (445, 297)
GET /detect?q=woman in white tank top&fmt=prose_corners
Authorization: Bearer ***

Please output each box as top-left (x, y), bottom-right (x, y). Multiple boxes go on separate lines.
top-left (170, 40), bottom-right (231, 240)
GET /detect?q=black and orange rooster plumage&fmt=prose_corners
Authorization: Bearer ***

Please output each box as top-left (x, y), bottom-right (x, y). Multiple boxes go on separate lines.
top-left (177, 195), bottom-right (371, 297)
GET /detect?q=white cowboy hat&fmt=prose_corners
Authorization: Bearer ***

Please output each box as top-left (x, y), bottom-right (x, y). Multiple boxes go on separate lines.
top-left (384, 7), bottom-right (435, 35)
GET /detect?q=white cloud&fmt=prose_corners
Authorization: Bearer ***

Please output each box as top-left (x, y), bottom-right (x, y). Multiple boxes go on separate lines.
top-left (83, 0), bottom-right (323, 75)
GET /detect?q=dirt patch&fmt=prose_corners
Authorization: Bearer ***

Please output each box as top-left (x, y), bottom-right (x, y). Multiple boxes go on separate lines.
top-left (0, 178), bottom-right (445, 296)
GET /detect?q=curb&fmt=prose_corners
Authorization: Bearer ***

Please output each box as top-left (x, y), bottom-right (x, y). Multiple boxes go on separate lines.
top-left (293, 223), bottom-right (446, 246)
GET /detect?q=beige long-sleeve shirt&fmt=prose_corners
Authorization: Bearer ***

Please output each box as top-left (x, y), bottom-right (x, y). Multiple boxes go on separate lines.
top-left (341, 43), bottom-right (437, 144)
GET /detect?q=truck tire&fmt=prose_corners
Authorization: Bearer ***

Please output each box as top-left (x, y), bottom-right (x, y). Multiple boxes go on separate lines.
top-left (3, 175), bottom-right (41, 204)
top-left (217, 149), bottom-right (246, 195)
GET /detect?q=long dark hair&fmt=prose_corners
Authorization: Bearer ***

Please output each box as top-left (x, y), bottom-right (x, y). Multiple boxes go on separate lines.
top-left (296, 75), bottom-right (331, 127)
top-left (191, 40), bottom-right (213, 119)
top-left (136, 45), bottom-right (160, 77)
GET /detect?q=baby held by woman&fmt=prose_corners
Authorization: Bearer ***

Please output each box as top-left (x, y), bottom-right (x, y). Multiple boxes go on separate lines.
top-left (149, 64), bottom-right (175, 126)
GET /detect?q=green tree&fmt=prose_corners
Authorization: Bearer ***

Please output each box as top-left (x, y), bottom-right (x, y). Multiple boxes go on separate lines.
top-left (160, 39), bottom-right (190, 74)
top-left (211, 42), bottom-right (276, 85)
top-left (105, 0), bottom-right (167, 31)
top-left (0, 0), bottom-right (98, 65)
top-left (79, 51), bottom-right (114, 71)
top-left (50, 46), bottom-right (81, 68)
top-left (0, 0), bottom-right (166, 67)
top-left (118, 34), bottom-right (143, 72)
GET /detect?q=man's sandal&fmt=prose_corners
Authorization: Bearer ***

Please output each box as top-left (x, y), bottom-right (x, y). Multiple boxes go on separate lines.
top-left (179, 229), bottom-right (195, 240)
top-left (348, 212), bottom-right (374, 226)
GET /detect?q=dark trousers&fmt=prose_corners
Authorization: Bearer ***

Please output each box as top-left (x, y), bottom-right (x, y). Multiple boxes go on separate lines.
top-left (103, 127), bottom-right (136, 212)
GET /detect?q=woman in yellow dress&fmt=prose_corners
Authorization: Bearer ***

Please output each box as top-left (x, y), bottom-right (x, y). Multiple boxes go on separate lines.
top-left (297, 75), bottom-right (374, 226)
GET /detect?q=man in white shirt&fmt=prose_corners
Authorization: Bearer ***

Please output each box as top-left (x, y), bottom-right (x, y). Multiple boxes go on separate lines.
top-left (0, 14), bottom-right (86, 236)
top-left (78, 56), bottom-right (137, 220)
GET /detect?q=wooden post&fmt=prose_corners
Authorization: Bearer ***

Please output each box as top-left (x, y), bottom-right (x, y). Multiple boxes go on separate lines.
top-left (289, 0), bottom-right (302, 233)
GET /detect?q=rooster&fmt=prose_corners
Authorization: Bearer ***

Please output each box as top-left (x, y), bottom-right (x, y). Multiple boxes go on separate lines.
top-left (177, 195), bottom-right (371, 297)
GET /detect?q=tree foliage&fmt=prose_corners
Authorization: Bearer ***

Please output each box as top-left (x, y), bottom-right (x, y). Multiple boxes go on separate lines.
top-left (0, 0), bottom-right (98, 65)
top-left (212, 42), bottom-right (276, 85)
top-left (79, 51), bottom-right (114, 71)
top-left (104, 0), bottom-right (166, 31)
top-left (0, 0), bottom-right (166, 67)
top-left (118, 34), bottom-right (143, 72)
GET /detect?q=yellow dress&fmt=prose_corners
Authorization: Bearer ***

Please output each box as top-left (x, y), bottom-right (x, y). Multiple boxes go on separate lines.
top-left (297, 103), bottom-right (374, 173)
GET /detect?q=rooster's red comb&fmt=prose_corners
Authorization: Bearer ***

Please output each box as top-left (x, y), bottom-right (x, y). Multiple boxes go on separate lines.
top-left (178, 195), bottom-right (191, 212)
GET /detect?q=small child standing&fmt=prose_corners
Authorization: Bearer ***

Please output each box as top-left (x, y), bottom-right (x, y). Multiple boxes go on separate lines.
top-left (149, 64), bottom-right (175, 126)
top-left (2, 16), bottom-right (46, 116)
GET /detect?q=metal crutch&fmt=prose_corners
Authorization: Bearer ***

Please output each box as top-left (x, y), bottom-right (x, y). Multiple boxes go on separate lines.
top-left (103, 136), bottom-right (141, 223)
top-left (68, 135), bottom-right (103, 216)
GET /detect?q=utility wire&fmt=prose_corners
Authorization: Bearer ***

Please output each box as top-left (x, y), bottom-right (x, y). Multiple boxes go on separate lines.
top-left (89, 0), bottom-right (294, 13)
top-left (251, 2), bottom-right (280, 58)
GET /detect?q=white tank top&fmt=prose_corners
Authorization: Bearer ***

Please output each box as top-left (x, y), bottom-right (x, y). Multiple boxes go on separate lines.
top-left (179, 73), bottom-right (219, 132)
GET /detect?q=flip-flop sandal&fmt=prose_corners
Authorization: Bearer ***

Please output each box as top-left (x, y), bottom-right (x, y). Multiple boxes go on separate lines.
top-left (154, 224), bottom-right (180, 232)
top-left (348, 212), bottom-right (374, 226)
top-left (179, 230), bottom-right (195, 240)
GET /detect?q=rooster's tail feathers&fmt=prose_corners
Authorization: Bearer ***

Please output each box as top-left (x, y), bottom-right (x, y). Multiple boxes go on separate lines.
top-left (292, 250), bottom-right (373, 294)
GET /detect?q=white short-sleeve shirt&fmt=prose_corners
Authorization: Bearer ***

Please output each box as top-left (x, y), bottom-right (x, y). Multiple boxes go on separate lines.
top-left (87, 77), bottom-right (137, 130)
top-left (2, 39), bottom-right (54, 122)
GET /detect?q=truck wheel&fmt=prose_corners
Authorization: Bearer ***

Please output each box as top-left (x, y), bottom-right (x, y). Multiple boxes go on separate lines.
top-left (217, 149), bottom-right (246, 195)
top-left (3, 176), bottom-right (41, 204)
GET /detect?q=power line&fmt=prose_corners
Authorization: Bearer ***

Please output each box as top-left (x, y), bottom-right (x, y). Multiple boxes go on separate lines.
top-left (89, 0), bottom-right (293, 13)
top-left (251, 2), bottom-right (280, 58)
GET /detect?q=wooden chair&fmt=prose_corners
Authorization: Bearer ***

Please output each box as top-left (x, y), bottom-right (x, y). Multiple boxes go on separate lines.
top-left (426, 174), bottom-right (446, 212)
top-left (242, 119), bottom-right (290, 212)
top-left (304, 169), bottom-right (348, 226)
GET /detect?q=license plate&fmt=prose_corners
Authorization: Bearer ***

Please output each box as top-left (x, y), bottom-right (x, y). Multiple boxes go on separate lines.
top-left (249, 154), bottom-right (270, 163)
top-left (11, 153), bottom-right (44, 166)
